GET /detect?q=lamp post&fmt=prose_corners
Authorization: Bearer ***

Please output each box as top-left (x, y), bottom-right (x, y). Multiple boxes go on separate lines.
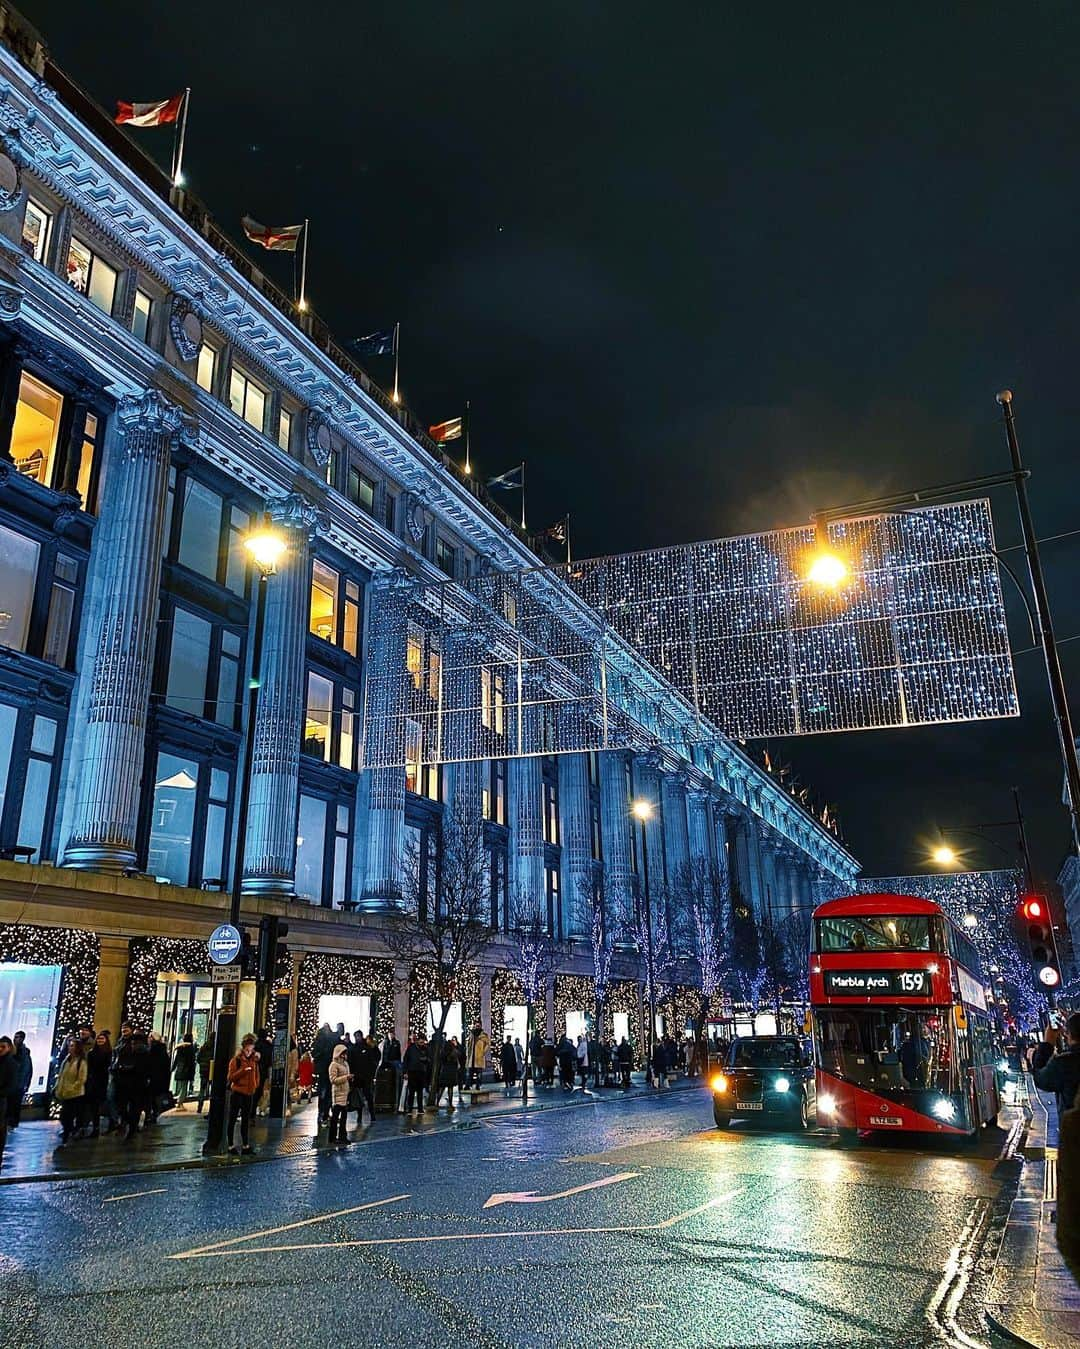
top-left (805, 392), bottom-right (1080, 857)
top-left (928, 788), bottom-right (1036, 892)
top-left (204, 520), bottom-right (286, 1154)
top-left (631, 798), bottom-right (656, 1081)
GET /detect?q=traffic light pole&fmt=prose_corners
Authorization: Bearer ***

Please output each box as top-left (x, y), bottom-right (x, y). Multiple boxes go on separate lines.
top-left (204, 568), bottom-right (269, 1154)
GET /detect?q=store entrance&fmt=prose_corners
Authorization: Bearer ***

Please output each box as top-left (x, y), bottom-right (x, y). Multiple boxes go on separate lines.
top-left (152, 975), bottom-right (226, 1051)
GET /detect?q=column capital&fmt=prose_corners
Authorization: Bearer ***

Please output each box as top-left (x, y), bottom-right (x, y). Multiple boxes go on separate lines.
top-left (268, 490), bottom-right (326, 540)
top-left (117, 386), bottom-right (186, 435)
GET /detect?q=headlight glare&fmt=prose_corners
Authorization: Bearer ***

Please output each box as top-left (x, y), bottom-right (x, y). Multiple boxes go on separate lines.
top-left (774, 1076), bottom-right (790, 1093)
top-left (931, 1097), bottom-right (956, 1121)
top-left (710, 1074), bottom-right (728, 1093)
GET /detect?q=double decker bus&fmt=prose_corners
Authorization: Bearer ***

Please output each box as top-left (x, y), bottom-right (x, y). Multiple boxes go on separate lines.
top-left (810, 893), bottom-right (1000, 1137)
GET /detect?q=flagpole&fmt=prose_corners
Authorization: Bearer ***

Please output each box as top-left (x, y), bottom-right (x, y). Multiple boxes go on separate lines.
top-left (392, 322), bottom-right (400, 404)
top-left (171, 88), bottom-right (191, 188)
top-left (520, 460), bottom-right (526, 530)
top-left (565, 513), bottom-right (571, 566)
top-left (298, 219), bottom-right (310, 313)
top-left (464, 400), bottom-right (471, 476)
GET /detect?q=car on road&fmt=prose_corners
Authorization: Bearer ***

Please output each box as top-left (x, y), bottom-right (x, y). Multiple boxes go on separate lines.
top-left (710, 1035), bottom-right (816, 1130)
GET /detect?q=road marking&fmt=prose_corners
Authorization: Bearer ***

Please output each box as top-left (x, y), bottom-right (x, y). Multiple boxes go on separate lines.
top-left (170, 1188), bottom-right (742, 1259)
top-left (169, 1194), bottom-right (411, 1260)
top-left (483, 1171), bottom-right (638, 1209)
top-left (104, 1188), bottom-right (167, 1203)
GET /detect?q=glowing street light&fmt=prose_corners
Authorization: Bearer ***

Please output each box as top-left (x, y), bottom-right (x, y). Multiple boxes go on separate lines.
top-left (963, 912), bottom-right (979, 929)
top-left (931, 844), bottom-right (959, 867)
top-left (244, 526), bottom-right (288, 576)
top-left (631, 798), bottom-right (653, 822)
top-left (806, 551), bottom-right (850, 589)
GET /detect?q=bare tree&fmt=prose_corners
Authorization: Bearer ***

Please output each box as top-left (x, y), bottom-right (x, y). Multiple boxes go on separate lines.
top-left (383, 803), bottom-right (495, 1108)
top-left (671, 856), bottom-right (731, 1073)
top-left (775, 908), bottom-right (813, 1011)
top-left (582, 868), bottom-right (616, 1041)
top-left (506, 895), bottom-right (565, 1103)
top-left (627, 881), bottom-right (675, 1069)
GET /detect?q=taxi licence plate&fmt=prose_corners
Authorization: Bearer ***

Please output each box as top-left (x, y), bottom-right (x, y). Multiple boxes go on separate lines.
top-left (738, 1102), bottom-right (764, 1110)
top-left (868, 1115), bottom-right (902, 1127)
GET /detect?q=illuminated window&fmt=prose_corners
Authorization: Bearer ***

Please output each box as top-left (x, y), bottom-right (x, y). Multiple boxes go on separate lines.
top-left (310, 560), bottom-right (338, 643)
top-left (406, 630), bottom-right (423, 690)
top-left (481, 667), bottom-right (506, 735)
top-left (132, 289), bottom-right (153, 343)
top-left (196, 343), bottom-right (218, 393)
top-left (405, 719), bottom-right (422, 795)
top-left (543, 777), bottom-right (559, 845)
top-left (295, 794), bottom-right (327, 904)
top-left (428, 643), bottom-right (441, 702)
top-left (340, 688), bottom-right (356, 771)
top-left (347, 466), bottom-right (375, 514)
top-left (0, 523), bottom-right (39, 652)
top-left (343, 580), bottom-right (360, 657)
top-left (147, 751), bottom-right (200, 885)
top-left (229, 368), bottom-right (267, 432)
top-left (21, 199), bottom-right (50, 263)
top-left (278, 407), bottom-right (292, 452)
top-left (66, 238), bottom-right (116, 314)
top-left (43, 554), bottom-right (78, 667)
top-left (10, 372), bottom-right (63, 488)
top-left (303, 671), bottom-right (333, 762)
top-left (75, 411), bottom-right (102, 511)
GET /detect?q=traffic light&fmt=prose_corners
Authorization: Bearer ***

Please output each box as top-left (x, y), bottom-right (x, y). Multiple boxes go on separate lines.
top-left (1019, 894), bottom-right (1061, 991)
top-left (239, 929), bottom-right (257, 979)
top-left (257, 916), bottom-right (290, 984)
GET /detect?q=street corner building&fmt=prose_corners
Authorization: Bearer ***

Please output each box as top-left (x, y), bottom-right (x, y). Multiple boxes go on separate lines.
top-left (0, 6), bottom-right (856, 1097)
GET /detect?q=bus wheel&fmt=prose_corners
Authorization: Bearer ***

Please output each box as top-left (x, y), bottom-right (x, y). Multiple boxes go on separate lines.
top-left (714, 1111), bottom-right (731, 1129)
top-left (793, 1095), bottom-right (809, 1131)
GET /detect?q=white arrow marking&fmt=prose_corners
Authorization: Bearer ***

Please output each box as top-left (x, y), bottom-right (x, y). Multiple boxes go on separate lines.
top-left (483, 1171), bottom-right (638, 1209)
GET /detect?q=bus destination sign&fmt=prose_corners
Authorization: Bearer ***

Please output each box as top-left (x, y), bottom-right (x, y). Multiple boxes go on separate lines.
top-left (823, 969), bottom-right (933, 998)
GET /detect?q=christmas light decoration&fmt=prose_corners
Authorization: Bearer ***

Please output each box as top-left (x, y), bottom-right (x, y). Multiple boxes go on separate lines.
top-left (553, 973), bottom-right (596, 1041)
top-left (124, 937), bottom-right (211, 1030)
top-left (406, 962), bottom-right (480, 1041)
top-left (491, 965), bottom-right (547, 1049)
top-left (0, 923), bottom-right (98, 1064)
top-left (295, 953), bottom-right (396, 1050)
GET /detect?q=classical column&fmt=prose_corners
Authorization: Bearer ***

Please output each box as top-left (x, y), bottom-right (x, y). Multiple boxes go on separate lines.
top-left (599, 750), bottom-right (635, 939)
top-left (443, 630), bottom-right (485, 830)
top-left (61, 389), bottom-right (188, 871)
top-left (558, 750), bottom-right (593, 939)
top-left (632, 754), bottom-right (666, 890)
top-left (661, 771), bottom-right (692, 952)
top-left (94, 935), bottom-right (130, 1034)
top-left (508, 676), bottom-right (545, 921)
top-left (358, 569), bottom-right (415, 912)
top-left (687, 788), bottom-right (716, 874)
top-left (242, 493), bottom-right (321, 897)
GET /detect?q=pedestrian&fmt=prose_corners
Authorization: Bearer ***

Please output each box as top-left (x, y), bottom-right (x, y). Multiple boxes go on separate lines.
top-left (1034, 1012), bottom-right (1080, 1121)
top-left (541, 1038), bottom-right (557, 1087)
top-left (7, 1031), bottom-right (32, 1128)
top-left (617, 1037), bottom-right (633, 1089)
top-left (403, 1034), bottom-right (429, 1112)
top-left (436, 1038), bottom-right (462, 1109)
top-left (557, 1034), bottom-right (576, 1090)
top-left (530, 1030), bottom-right (544, 1083)
top-left (600, 1037), bottom-right (614, 1088)
top-left (651, 1038), bottom-right (668, 1090)
top-left (1031, 1024), bottom-right (1059, 1077)
top-left (298, 1048), bottom-right (314, 1102)
top-left (54, 1037), bottom-right (87, 1145)
top-left (312, 1023), bottom-right (335, 1124)
top-left (146, 1032), bottom-right (171, 1122)
top-left (0, 1037), bottom-right (14, 1165)
top-left (83, 1032), bottom-right (112, 1137)
top-left (328, 1043), bottom-right (352, 1143)
top-left (287, 1035), bottom-right (300, 1108)
top-left (254, 1028), bottom-right (274, 1116)
top-left (226, 1033), bottom-right (261, 1155)
top-left (588, 1031), bottom-right (602, 1089)
top-left (500, 1037), bottom-right (518, 1093)
top-left (514, 1037), bottom-right (525, 1081)
top-left (576, 1033), bottom-right (590, 1089)
top-left (352, 1034), bottom-right (379, 1126)
top-left (381, 1029), bottom-right (403, 1107)
top-left (195, 1034), bottom-right (214, 1113)
top-left (469, 1023), bottom-right (490, 1088)
top-left (172, 1033), bottom-right (196, 1108)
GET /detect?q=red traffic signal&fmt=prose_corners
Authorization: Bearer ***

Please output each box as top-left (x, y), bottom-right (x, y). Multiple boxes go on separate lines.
top-left (1018, 893), bottom-right (1061, 994)
top-left (1020, 896), bottom-right (1044, 922)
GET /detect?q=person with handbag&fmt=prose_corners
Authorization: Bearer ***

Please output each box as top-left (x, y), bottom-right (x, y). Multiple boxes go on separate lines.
top-left (54, 1037), bottom-right (87, 1145)
top-left (225, 1034), bottom-right (261, 1155)
top-left (328, 1043), bottom-right (352, 1143)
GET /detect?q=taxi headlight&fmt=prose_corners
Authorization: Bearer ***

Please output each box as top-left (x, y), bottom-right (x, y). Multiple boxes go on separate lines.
top-left (710, 1074), bottom-right (728, 1094)
top-left (931, 1097), bottom-right (956, 1121)
top-left (774, 1076), bottom-right (790, 1093)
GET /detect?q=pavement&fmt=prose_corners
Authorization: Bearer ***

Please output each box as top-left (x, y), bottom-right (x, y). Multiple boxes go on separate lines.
top-left (0, 1073), bottom-right (692, 1185)
top-left (0, 1081), bottom-right (1051, 1348)
top-left (986, 1080), bottom-right (1080, 1348)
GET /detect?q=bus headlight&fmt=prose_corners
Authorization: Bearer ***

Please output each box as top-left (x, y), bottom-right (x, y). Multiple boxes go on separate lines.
top-left (817, 1093), bottom-right (835, 1116)
top-left (931, 1098), bottom-right (956, 1121)
top-left (711, 1074), bottom-right (728, 1094)
top-left (774, 1076), bottom-right (790, 1093)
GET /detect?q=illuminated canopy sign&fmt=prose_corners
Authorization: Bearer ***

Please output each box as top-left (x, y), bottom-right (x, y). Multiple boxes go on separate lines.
top-left (361, 500), bottom-right (1018, 767)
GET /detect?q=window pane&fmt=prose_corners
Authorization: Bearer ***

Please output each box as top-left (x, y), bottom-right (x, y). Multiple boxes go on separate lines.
top-left (166, 608), bottom-right (212, 716)
top-left (339, 691), bottom-right (355, 771)
top-left (147, 751), bottom-right (199, 886)
top-left (43, 577), bottom-right (75, 667)
top-left (343, 593), bottom-right (359, 657)
top-left (178, 478), bottom-right (222, 579)
top-left (11, 373), bottom-right (63, 488)
top-left (310, 560), bottom-right (337, 642)
top-left (87, 255), bottom-right (117, 314)
top-left (244, 382), bottom-right (265, 432)
top-left (295, 795), bottom-right (326, 904)
top-left (228, 369), bottom-right (246, 417)
top-left (303, 671), bottom-right (333, 761)
top-left (30, 715), bottom-right (56, 756)
top-left (16, 757), bottom-right (51, 860)
top-left (225, 506), bottom-right (250, 595)
top-left (209, 767), bottom-right (229, 803)
top-left (75, 409), bottom-right (100, 509)
top-left (66, 237), bottom-right (91, 293)
top-left (132, 290), bottom-right (153, 343)
top-left (405, 720), bottom-right (421, 795)
top-left (278, 408), bottom-right (292, 452)
top-left (216, 647), bottom-right (239, 728)
top-left (0, 702), bottom-right (16, 824)
top-left (0, 524), bottom-right (39, 651)
top-left (197, 345), bottom-right (217, 392)
top-left (332, 833), bottom-right (348, 909)
top-left (21, 200), bottom-right (50, 263)
top-left (202, 802), bottom-right (227, 884)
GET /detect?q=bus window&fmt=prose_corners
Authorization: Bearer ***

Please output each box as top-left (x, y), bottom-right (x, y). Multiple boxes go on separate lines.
top-left (814, 1008), bottom-right (955, 1094)
top-left (816, 915), bottom-right (933, 953)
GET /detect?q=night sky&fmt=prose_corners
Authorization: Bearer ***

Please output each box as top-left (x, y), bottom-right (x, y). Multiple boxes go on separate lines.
top-left (26, 1), bottom-right (1080, 893)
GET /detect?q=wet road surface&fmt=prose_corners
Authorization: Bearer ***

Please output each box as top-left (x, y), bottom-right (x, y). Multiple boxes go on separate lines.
top-left (0, 1089), bottom-right (1020, 1348)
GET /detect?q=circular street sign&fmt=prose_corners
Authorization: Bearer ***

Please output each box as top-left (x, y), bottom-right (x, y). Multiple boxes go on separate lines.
top-left (1038, 965), bottom-right (1061, 988)
top-left (208, 923), bottom-right (242, 966)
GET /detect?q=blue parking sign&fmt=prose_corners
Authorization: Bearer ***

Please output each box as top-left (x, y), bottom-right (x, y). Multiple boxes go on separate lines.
top-left (208, 923), bottom-right (242, 965)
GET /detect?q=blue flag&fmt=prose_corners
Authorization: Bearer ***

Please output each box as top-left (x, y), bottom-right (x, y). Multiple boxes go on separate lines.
top-left (487, 464), bottom-right (523, 490)
top-left (350, 329), bottom-right (395, 357)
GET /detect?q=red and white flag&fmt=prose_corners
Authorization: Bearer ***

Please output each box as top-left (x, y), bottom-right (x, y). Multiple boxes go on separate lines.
top-left (115, 93), bottom-right (185, 128)
top-left (241, 216), bottom-right (304, 252)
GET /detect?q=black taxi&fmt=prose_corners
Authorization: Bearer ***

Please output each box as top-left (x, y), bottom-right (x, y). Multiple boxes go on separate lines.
top-left (710, 1035), bottom-right (817, 1130)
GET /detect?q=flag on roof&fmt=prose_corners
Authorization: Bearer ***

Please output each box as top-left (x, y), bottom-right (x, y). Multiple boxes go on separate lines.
top-left (351, 329), bottom-right (395, 357)
top-left (241, 216), bottom-right (304, 252)
top-left (115, 93), bottom-right (185, 127)
top-left (429, 416), bottom-right (463, 443)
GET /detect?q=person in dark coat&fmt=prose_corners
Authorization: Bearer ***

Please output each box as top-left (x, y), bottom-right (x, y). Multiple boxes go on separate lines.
top-left (529, 1030), bottom-right (544, 1083)
top-left (172, 1033), bottom-right (197, 1107)
top-left (402, 1035), bottom-right (430, 1112)
top-left (113, 1032), bottom-right (151, 1142)
top-left (500, 1037), bottom-right (518, 1093)
top-left (588, 1033), bottom-right (602, 1089)
top-left (7, 1031), bottom-right (32, 1128)
top-left (312, 1023), bottom-right (336, 1123)
top-left (83, 1032), bottom-right (112, 1137)
top-left (349, 1034), bottom-right (380, 1125)
top-left (557, 1035), bottom-right (576, 1090)
top-left (381, 1031), bottom-right (403, 1106)
top-left (435, 1039), bottom-right (462, 1109)
top-left (617, 1037), bottom-right (633, 1089)
top-left (540, 1039), bottom-right (556, 1087)
top-left (651, 1039), bottom-right (669, 1090)
top-left (146, 1034), bottom-right (171, 1122)
top-left (1035, 1013), bottom-right (1080, 1119)
top-left (0, 1037), bottom-right (15, 1164)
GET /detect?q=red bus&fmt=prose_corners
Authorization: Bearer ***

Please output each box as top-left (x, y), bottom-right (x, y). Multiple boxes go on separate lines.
top-left (810, 893), bottom-right (1000, 1137)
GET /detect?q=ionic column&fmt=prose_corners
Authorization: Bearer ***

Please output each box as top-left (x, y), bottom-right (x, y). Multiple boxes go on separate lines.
top-left (508, 673), bottom-right (545, 922)
top-left (61, 389), bottom-right (188, 871)
top-left (632, 753), bottom-right (666, 898)
top-left (661, 771), bottom-right (692, 952)
top-left (358, 569), bottom-right (415, 911)
top-left (443, 630), bottom-right (485, 830)
top-left (558, 750), bottom-right (592, 939)
top-left (242, 493), bottom-right (321, 897)
top-left (599, 750), bottom-right (635, 940)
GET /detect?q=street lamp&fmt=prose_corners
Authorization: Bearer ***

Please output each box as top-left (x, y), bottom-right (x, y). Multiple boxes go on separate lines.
top-left (932, 844), bottom-right (960, 868)
top-left (204, 518), bottom-right (287, 1154)
top-left (630, 798), bottom-right (657, 1082)
top-left (805, 550), bottom-right (851, 589)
